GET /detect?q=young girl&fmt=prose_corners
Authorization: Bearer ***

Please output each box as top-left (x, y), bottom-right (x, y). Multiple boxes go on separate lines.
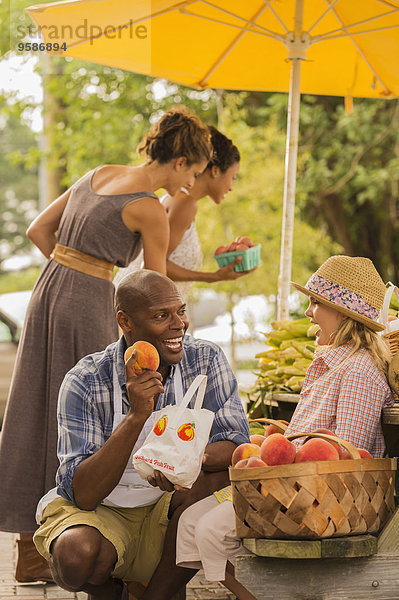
top-left (176, 255), bottom-right (394, 598)
top-left (0, 107), bottom-right (212, 583)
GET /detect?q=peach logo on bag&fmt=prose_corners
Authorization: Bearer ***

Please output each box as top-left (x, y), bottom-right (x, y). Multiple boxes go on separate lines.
top-left (177, 422), bottom-right (195, 441)
top-left (153, 415), bottom-right (168, 436)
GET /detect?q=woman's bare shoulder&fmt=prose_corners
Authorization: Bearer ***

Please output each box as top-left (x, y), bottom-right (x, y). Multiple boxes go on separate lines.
top-left (91, 165), bottom-right (149, 196)
top-left (122, 195), bottom-right (167, 232)
top-left (167, 191), bottom-right (198, 220)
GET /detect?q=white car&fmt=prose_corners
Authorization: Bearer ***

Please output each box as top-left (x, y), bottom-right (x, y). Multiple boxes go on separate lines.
top-left (0, 291), bottom-right (31, 427)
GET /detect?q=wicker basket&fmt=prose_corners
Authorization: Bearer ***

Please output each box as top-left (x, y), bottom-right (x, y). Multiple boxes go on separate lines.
top-left (380, 283), bottom-right (399, 358)
top-left (384, 329), bottom-right (399, 357)
top-left (249, 418), bottom-right (288, 433)
top-left (230, 433), bottom-right (397, 540)
top-left (384, 331), bottom-right (399, 398)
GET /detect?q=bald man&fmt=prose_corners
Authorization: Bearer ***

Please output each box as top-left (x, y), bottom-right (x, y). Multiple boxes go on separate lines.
top-left (33, 270), bottom-right (250, 600)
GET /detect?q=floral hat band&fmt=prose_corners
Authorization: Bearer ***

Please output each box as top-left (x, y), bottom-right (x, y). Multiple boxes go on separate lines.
top-left (290, 255), bottom-right (387, 332)
top-left (305, 273), bottom-right (379, 320)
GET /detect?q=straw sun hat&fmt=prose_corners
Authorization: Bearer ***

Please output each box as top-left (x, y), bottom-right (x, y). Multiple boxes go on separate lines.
top-left (291, 255), bottom-right (386, 332)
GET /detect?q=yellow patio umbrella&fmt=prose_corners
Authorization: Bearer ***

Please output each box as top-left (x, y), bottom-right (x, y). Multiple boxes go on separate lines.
top-left (27, 0), bottom-right (399, 318)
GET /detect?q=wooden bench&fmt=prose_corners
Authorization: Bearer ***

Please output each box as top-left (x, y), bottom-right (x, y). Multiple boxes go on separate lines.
top-left (234, 508), bottom-right (399, 599)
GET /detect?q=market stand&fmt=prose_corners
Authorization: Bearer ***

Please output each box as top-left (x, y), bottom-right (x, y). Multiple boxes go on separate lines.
top-left (232, 402), bottom-right (399, 600)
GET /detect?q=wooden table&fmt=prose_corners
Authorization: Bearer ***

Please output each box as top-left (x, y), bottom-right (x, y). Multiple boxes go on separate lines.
top-left (265, 392), bottom-right (299, 422)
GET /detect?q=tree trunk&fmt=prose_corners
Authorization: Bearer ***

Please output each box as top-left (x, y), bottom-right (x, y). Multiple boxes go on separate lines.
top-left (318, 193), bottom-right (355, 255)
top-left (42, 55), bottom-right (67, 204)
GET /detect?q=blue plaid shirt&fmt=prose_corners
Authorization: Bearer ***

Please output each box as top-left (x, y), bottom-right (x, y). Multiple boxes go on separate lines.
top-left (56, 334), bottom-right (250, 504)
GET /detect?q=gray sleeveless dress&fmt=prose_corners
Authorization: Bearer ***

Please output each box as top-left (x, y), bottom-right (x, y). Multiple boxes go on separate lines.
top-left (0, 169), bottom-right (158, 533)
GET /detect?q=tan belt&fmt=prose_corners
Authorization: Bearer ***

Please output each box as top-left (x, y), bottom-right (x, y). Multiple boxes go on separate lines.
top-left (51, 243), bottom-right (114, 282)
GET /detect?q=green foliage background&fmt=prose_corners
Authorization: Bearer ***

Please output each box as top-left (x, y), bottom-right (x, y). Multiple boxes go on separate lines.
top-left (1, 0), bottom-right (398, 311)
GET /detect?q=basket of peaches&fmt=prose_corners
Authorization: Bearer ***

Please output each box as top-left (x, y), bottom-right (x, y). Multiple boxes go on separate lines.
top-left (229, 419), bottom-right (397, 540)
top-left (214, 236), bottom-right (261, 272)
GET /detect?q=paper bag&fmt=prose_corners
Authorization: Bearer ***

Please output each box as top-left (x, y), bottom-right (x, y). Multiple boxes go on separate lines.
top-left (133, 375), bottom-right (214, 488)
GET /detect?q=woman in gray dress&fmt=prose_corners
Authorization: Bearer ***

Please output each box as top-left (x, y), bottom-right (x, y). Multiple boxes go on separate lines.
top-left (0, 107), bottom-right (212, 582)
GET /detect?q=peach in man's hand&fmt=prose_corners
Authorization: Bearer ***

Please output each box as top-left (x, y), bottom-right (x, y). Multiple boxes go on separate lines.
top-left (124, 341), bottom-right (160, 374)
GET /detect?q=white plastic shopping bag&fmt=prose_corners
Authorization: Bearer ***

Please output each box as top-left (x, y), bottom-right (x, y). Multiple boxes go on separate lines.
top-left (133, 375), bottom-right (214, 488)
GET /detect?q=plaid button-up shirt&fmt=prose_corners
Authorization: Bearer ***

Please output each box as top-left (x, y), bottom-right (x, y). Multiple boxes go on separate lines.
top-left (285, 345), bottom-right (394, 457)
top-left (56, 334), bottom-right (250, 504)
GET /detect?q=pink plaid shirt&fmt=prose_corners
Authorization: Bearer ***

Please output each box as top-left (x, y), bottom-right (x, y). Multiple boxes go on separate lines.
top-left (285, 345), bottom-right (394, 457)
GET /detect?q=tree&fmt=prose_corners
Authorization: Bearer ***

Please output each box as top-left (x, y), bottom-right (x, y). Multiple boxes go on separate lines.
top-left (297, 97), bottom-right (399, 282)
top-left (0, 0), bottom-right (32, 56)
top-left (243, 92), bottom-right (399, 281)
top-left (1, 0), bottom-right (339, 280)
top-left (36, 63), bottom-right (221, 187)
top-left (194, 93), bottom-right (341, 299)
top-left (0, 100), bottom-right (39, 271)
top-left (191, 93), bottom-right (341, 366)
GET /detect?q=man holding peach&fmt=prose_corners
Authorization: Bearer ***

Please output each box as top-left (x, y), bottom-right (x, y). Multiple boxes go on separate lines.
top-left (32, 269), bottom-right (250, 600)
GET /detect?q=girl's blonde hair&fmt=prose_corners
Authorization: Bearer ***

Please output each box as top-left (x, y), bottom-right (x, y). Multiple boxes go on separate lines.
top-left (331, 318), bottom-right (391, 375)
top-left (137, 107), bottom-right (212, 166)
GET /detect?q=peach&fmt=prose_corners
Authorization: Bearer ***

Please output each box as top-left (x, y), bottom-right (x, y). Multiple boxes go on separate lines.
top-left (341, 447), bottom-right (373, 460)
top-left (265, 420), bottom-right (289, 437)
top-left (246, 456), bottom-right (267, 468)
top-left (305, 428), bottom-right (343, 458)
top-left (214, 245), bottom-right (228, 255)
top-left (124, 340), bottom-right (160, 374)
top-left (233, 458), bottom-right (249, 469)
top-left (226, 242), bottom-right (238, 252)
top-left (231, 443), bottom-right (260, 466)
top-left (235, 236), bottom-right (254, 247)
top-left (235, 458), bottom-right (249, 468)
top-left (260, 433), bottom-right (296, 466)
top-left (235, 243), bottom-right (249, 251)
top-left (250, 434), bottom-right (267, 447)
top-left (357, 448), bottom-right (373, 459)
top-left (295, 438), bottom-right (339, 463)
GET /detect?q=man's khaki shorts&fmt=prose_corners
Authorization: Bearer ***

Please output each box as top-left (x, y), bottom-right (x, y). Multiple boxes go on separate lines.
top-left (34, 493), bottom-right (173, 581)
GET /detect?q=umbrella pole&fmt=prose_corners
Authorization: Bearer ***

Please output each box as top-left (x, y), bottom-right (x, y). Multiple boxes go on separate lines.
top-left (277, 0), bottom-right (305, 321)
top-left (276, 59), bottom-right (301, 320)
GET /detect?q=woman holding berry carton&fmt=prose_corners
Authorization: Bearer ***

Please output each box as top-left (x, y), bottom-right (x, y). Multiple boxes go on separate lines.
top-left (174, 255), bottom-right (394, 599)
top-left (114, 126), bottom-right (255, 299)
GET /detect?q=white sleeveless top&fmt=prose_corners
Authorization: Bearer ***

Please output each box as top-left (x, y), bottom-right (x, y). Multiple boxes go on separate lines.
top-left (113, 192), bottom-right (203, 299)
